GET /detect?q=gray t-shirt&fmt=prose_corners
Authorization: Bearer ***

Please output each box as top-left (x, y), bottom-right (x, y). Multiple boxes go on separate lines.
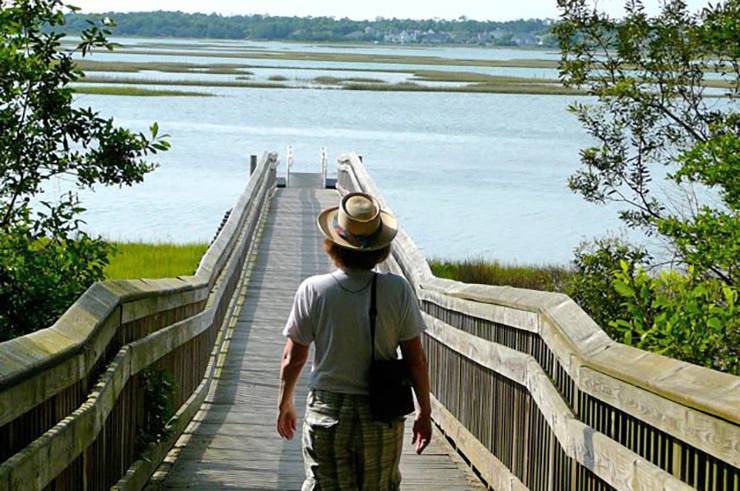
top-left (283, 269), bottom-right (426, 395)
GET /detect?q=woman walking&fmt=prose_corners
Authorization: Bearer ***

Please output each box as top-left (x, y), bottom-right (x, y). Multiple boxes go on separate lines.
top-left (276, 192), bottom-right (432, 491)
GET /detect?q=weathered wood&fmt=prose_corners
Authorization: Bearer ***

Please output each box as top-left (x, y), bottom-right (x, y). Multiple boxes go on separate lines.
top-left (423, 313), bottom-right (694, 490)
top-left (337, 152), bottom-right (739, 489)
top-left (149, 187), bottom-right (484, 490)
top-left (578, 365), bottom-right (740, 469)
top-left (338, 152), bottom-right (740, 476)
top-left (431, 396), bottom-right (526, 490)
top-left (420, 288), bottom-right (539, 333)
top-left (0, 153), bottom-right (278, 490)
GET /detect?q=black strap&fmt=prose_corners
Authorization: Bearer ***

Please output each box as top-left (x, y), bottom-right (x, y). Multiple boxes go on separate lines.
top-left (369, 272), bottom-right (378, 361)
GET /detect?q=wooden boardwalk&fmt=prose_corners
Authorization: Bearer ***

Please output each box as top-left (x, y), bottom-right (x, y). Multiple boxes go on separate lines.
top-left (149, 180), bottom-right (485, 490)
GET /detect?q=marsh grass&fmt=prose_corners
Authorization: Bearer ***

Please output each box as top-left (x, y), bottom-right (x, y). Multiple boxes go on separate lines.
top-left (76, 60), bottom-right (254, 75)
top-left (429, 258), bottom-right (573, 292)
top-left (77, 74), bottom-right (582, 95)
top-left (344, 77), bottom-right (386, 83)
top-left (106, 242), bottom-right (209, 280)
top-left (342, 80), bottom-right (583, 95)
top-left (311, 76), bottom-right (340, 85)
top-left (268, 74), bottom-right (289, 81)
top-left (99, 47), bottom-right (566, 69)
top-left (78, 76), bottom-right (288, 89)
top-left (73, 86), bottom-right (214, 96)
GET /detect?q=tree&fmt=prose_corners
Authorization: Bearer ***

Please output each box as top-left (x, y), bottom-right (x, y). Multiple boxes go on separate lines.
top-left (555, 0), bottom-right (738, 372)
top-left (555, 0), bottom-right (738, 283)
top-left (0, 0), bottom-right (169, 340)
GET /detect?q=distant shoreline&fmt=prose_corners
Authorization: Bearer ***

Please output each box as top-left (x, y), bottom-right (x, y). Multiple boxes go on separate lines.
top-left (68, 35), bottom-right (558, 53)
top-left (61, 12), bottom-right (558, 49)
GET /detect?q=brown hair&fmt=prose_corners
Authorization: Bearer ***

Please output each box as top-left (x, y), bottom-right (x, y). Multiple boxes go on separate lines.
top-left (323, 239), bottom-right (391, 271)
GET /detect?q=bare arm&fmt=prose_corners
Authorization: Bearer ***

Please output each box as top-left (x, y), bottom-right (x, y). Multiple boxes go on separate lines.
top-left (277, 337), bottom-right (309, 439)
top-left (400, 336), bottom-right (432, 454)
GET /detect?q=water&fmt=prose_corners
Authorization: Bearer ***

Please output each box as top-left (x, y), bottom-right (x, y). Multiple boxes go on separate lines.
top-left (56, 39), bottom-right (650, 264)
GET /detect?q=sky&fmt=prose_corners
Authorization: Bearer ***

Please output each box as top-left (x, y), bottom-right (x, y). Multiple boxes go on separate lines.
top-left (72, 0), bottom-right (711, 22)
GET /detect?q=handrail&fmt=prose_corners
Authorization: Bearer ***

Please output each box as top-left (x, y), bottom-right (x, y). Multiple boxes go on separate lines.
top-left (336, 152), bottom-right (739, 490)
top-left (0, 152), bottom-right (278, 490)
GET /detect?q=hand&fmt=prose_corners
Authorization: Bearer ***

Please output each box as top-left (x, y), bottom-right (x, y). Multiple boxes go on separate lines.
top-left (411, 413), bottom-right (432, 454)
top-left (277, 404), bottom-right (298, 440)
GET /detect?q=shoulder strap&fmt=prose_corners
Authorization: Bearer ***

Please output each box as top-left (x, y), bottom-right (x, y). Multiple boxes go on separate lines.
top-left (369, 272), bottom-right (378, 361)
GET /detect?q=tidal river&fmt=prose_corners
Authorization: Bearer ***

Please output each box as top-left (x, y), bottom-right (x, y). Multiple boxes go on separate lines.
top-left (63, 42), bottom-right (635, 265)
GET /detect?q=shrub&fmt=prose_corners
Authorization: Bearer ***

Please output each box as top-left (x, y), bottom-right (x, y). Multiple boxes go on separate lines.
top-left (0, 2), bottom-right (168, 340)
top-left (137, 367), bottom-right (175, 451)
top-left (611, 265), bottom-right (738, 375)
top-left (565, 239), bottom-right (648, 338)
top-left (0, 217), bottom-right (111, 341)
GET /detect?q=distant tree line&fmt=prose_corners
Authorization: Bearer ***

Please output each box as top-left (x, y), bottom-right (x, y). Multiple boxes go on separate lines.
top-left (61, 11), bottom-right (557, 46)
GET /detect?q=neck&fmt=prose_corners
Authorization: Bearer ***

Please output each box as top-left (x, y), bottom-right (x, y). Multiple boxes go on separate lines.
top-left (338, 266), bottom-right (373, 274)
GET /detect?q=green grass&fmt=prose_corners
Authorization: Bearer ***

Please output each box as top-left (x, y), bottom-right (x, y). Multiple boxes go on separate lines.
top-left (105, 242), bottom-right (209, 280)
top-left (73, 86), bottom-right (214, 97)
top-left (429, 258), bottom-right (573, 292)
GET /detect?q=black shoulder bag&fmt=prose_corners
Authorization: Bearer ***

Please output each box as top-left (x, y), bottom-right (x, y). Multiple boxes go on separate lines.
top-left (367, 273), bottom-right (415, 423)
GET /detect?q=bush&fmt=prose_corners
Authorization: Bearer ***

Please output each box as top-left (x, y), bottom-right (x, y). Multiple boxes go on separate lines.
top-left (611, 265), bottom-right (738, 375)
top-left (0, 211), bottom-right (111, 341)
top-left (0, 2), bottom-right (167, 341)
top-left (565, 239), bottom-right (648, 339)
top-left (137, 367), bottom-right (175, 451)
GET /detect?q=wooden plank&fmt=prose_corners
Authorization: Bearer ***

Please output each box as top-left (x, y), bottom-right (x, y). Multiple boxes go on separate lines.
top-left (431, 396), bottom-right (525, 490)
top-left (423, 313), bottom-right (694, 491)
top-left (151, 187), bottom-right (484, 491)
top-left (579, 365), bottom-right (740, 469)
top-left (337, 151), bottom-right (740, 467)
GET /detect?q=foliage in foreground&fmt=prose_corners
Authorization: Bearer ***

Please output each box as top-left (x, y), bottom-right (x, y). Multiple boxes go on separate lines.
top-left (612, 264), bottom-right (738, 374)
top-left (137, 367), bottom-right (175, 451)
top-left (0, 1), bottom-right (168, 341)
top-left (554, 0), bottom-right (738, 373)
top-left (105, 242), bottom-right (209, 280)
top-left (565, 239), bottom-right (648, 338)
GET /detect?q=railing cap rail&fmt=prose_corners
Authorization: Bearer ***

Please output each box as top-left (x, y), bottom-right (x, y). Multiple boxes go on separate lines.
top-left (0, 152), bottom-right (276, 422)
top-left (337, 151), bottom-right (740, 427)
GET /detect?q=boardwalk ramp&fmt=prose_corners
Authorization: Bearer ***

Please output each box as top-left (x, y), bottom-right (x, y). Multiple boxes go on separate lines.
top-left (1, 152), bottom-right (737, 491)
top-left (148, 176), bottom-right (484, 490)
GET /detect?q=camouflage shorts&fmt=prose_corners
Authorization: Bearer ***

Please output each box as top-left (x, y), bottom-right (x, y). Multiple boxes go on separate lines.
top-left (301, 389), bottom-right (405, 491)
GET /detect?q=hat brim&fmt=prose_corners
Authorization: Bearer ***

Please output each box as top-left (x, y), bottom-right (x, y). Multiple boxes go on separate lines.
top-left (317, 207), bottom-right (398, 251)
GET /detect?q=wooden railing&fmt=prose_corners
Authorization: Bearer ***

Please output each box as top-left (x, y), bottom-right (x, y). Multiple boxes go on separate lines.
top-left (0, 152), bottom-right (278, 491)
top-left (336, 153), bottom-right (739, 491)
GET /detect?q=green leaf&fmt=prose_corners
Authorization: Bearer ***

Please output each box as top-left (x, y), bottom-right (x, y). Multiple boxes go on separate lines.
top-left (613, 280), bottom-right (635, 298)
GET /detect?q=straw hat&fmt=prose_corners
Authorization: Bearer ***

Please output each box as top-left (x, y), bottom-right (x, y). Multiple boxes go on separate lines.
top-left (317, 192), bottom-right (398, 251)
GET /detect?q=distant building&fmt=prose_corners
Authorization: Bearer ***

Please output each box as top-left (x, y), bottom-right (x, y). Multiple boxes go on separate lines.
top-left (510, 33), bottom-right (537, 46)
top-left (421, 31), bottom-right (450, 44)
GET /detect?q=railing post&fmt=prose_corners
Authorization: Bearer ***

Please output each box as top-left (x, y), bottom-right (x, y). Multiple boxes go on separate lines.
top-left (320, 146), bottom-right (328, 186)
top-left (286, 145), bottom-right (294, 188)
top-left (250, 154), bottom-right (257, 175)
